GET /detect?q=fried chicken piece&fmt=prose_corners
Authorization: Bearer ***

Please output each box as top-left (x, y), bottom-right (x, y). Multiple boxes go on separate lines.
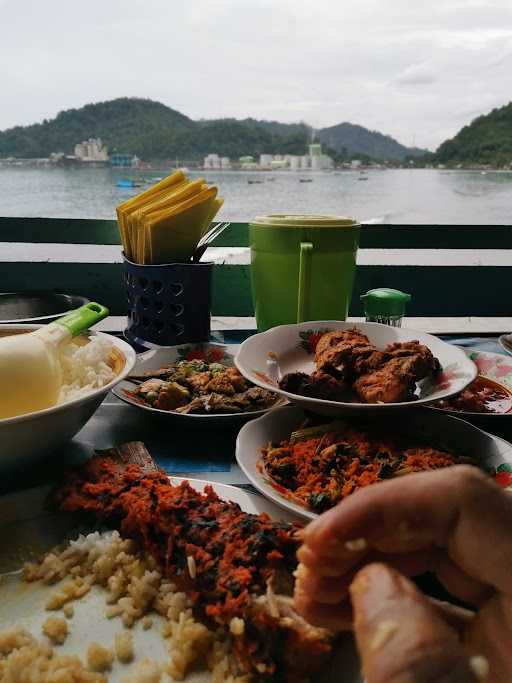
top-left (314, 329), bottom-right (370, 359)
top-left (354, 358), bottom-right (417, 403)
top-left (315, 329), bottom-right (387, 380)
top-left (384, 341), bottom-right (441, 379)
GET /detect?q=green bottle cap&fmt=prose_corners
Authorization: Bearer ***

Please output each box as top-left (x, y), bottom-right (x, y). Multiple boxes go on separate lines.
top-left (360, 288), bottom-right (411, 317)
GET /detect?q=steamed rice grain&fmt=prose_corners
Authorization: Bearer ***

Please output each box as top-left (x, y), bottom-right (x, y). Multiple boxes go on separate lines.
top-left (58, 336), bottom-right (115, 403)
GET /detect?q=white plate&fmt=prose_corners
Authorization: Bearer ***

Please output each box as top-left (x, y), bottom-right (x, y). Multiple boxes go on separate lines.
top-left (236, 405), bottom-right (512, 521)
top-left (113, 342), bottom-right (285, 423)
top-left (235, 321), bottom-right (477, 415)
top-left (0, 478), bottom-right (361, 682)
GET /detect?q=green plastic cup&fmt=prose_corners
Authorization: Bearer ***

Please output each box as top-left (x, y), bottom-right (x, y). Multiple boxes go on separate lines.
top-left (249, 215), bottom-right (360, 331)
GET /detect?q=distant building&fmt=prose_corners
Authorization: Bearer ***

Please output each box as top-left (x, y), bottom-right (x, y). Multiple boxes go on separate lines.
top-left (309, 143), bottom-right (322, 157)
top-left (239, 155), bottom-right (258, 169)
top-left (74, 138), bottom-right (108, 162)
top-left (220, 157), bottom-right (231, 169)
top-left (259, 154), bottom-right (273, 168)
top-left (110, 154), bottom-right (138, 167)
top-left (351, 159), bottom-right (362, 169)
top-left (204, 153), bottom-right (221, 169)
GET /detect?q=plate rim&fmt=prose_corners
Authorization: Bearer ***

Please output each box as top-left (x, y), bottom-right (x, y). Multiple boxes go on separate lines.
top-left (429, 348), bottom-right (512, 418)
top-left (236, 404), bottom-right (512, 521)
top-left (234, 321), bottom-right (478, 411)
top-left (112, 342), bottom-right (285, 421)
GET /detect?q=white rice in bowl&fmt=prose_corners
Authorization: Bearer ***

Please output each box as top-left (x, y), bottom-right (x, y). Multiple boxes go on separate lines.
top-left (58, 335), bottom-right (116, 403)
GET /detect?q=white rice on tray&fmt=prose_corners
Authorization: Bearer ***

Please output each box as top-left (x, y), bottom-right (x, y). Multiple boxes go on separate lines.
top-left (0, 531), bottom-right (249, 683)
top-left (58, 336), bottom-right (116, 403)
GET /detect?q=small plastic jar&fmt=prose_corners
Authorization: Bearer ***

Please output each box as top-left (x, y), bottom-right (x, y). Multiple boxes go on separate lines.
top-left (360, 288), bottom-right (411, 327)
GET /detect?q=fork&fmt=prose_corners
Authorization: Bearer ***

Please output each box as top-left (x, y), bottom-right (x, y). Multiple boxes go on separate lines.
top-left (192, 222), bottom-right (231, 262)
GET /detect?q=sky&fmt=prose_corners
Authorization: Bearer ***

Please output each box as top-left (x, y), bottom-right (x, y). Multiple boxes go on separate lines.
top-left (1, 0), bottom-right (512, 150)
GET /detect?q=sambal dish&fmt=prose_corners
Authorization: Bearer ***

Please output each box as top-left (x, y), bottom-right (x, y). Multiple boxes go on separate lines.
top-left (434, 375), bottom-right (512, 414)
top-left (260, 419), bottom-right (475, 513)
top-left (125, 359), bottom-right (278, 414)
top-left (279, 327), bottom-right (442, 404)
top-left (52, 442), bottom-right (333, 681)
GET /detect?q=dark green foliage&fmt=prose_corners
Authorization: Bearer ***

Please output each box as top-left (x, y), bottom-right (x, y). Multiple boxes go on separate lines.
top-left (317, 122), bottom-right (427, 161)
top-left (0, 97), bottom-right (425, 162)
top-left (433, 102), bottom-right (512, 166)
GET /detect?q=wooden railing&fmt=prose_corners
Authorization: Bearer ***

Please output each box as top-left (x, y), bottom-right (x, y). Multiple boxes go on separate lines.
top-left (0, 218), bottom-right (511, 328)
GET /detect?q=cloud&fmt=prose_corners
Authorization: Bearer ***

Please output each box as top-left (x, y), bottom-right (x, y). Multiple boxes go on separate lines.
top-left (393, 64), bottom-right (438, 86)
top-left (1, 0), bottom-right (512, 149)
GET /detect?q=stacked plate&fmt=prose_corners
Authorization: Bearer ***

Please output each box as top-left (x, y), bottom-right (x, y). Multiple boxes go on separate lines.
top-left (232, 321), bottom-right (512, 519)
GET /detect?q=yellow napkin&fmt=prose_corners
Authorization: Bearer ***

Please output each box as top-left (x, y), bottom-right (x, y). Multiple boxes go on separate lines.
top-left (146, 187), bottom-right (218, 264)
top-left (116, 170), bottom-right (224, 264)
top-left (117, 169), bottom-right (186, 259)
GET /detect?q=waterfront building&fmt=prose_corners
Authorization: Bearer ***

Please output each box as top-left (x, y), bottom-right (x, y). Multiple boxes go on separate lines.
top-left (74, 138), bottom-right (108, 162)
top-left (220, 157), bottom-right (231, 169)
top-left (110, 154), bottom-right (138, 167)
top-left (270, 159), bottom-right (288, 169)
top-left (289, 156), bottom-right (300, 170)
top-left (351, 159), bottom-right (362, 169)
top-left (259, 154), bottom-right (273, 168)
top-left (309, 143), bottom-right (322, 157)
top-left (240, 155), bottom-right (258, 169)
top-left (204, 153), bottom-right (221, 169)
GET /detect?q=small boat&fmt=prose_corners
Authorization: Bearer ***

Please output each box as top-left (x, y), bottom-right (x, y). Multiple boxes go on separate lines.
top-left (358, 177), bottom-right (369, 181)
top-left (299, 178), bottom-right (313, 183)
top-left (247, 180), bottom-right (264, 185)
top-left (116, 179), bottom-right (141, 188)
top-left (266, 177), bottom-right (276, 182)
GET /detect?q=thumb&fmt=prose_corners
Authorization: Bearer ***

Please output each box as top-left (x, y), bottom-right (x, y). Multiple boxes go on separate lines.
top-left (349, 563), bottom-right (484, 683)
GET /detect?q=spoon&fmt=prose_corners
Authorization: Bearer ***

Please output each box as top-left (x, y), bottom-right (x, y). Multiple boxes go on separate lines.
top-left (0, 302), bottom-right (109, 419)
top-left (192, 222), bottom-right (231, 262)
top-left (499, 334), bottom-right (512, 356)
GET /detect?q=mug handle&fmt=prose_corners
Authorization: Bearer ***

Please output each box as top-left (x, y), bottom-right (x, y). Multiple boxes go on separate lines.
top-left (297, 241), bottom-right (313, 322)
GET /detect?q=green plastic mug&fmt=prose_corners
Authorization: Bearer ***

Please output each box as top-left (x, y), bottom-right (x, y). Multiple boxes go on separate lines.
top-left (250, 215), bottom-right (360, 331)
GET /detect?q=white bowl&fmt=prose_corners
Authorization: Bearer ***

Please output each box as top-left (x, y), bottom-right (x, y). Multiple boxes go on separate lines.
top-left (0, 325), bottom-right (136, 468)
top-left (236, 405), bottom-right (512, 520)
top-left (235, 321), bottom-right (477, 415)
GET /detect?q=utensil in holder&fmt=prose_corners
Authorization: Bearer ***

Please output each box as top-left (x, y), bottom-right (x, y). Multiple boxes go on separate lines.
top-left (123, 255), bottom-right (213, 347)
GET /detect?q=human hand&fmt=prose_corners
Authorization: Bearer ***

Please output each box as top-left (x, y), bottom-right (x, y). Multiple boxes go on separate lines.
top-left (293, 466), bottom-right (512, 682)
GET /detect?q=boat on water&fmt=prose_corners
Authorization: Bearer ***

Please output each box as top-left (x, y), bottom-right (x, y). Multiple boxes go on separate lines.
top-left (116, 179), bottom-right (142, 188)
top-left (358, 177), bottom-right (369, 181)
top-left (248, 180), bottom-right (264, 185)
top-left (299, 178), bottom-right (313, 183)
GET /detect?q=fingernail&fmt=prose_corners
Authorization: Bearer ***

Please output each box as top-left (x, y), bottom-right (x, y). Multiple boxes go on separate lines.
top-left (469, 655), bottom-right (489, 681)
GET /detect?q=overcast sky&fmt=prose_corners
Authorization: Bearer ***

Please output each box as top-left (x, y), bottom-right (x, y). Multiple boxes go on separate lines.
top-left (2, 0), bottom-right (512, 150)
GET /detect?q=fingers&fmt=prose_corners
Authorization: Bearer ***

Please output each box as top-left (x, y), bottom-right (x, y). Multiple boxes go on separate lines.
top-left (303, 466), bottom-right (512, 596)
top-left (350, 563), bottom-right (481, 683)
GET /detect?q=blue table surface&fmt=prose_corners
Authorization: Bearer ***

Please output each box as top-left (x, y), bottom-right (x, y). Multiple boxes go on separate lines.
top-left (1, 332), bottom-right (510, 496)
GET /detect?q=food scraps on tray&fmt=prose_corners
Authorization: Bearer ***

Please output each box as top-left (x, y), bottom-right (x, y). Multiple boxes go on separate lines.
top-left (260, 418), bottom-right (475, 513)
top-left (279, 328), bottom-right (442, 404)
top-left (125, 359), bottom-right (278, 414)
top-left (29, 442), bottom-right (332, 682)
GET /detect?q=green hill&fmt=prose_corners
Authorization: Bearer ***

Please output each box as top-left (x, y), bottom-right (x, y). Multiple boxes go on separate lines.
top-left (0, 98), bottom-right (194, 159)
top-left (317, 122), bottom-right (426, 161)
top-left (433, 102), bottom-right (512, 166)
top-left (0, 97), bottom-right (424, 161)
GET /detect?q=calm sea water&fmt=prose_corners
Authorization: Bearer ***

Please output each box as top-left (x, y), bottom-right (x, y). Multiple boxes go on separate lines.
top-left (0, 167), bottom-right (511, 224)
